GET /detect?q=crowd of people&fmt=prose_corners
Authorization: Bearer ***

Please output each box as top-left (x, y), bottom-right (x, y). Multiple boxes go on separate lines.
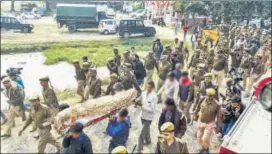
top-left (1, 22), bottom-right (271, 154)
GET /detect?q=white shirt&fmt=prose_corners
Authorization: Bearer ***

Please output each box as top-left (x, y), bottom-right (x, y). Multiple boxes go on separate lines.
top-left (160, 79), bottom-right (179, 100)
top-left (140, 90), bottom-right (158, 121)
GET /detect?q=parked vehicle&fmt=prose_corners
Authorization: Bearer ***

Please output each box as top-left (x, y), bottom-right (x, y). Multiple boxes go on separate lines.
top-left (56, 4), bottom-right (109, 33)
top-left (98, 19), bottom-right (117, 35)
top-left (0, 15), bottom-right (34, 33)
top-left (20, 2), bottom-right (37, 13)
top-left (20, 12), bottom-right (41, 20)
top-left (118, 18), bottom-right (156, 39)
top-left (219, 70), bottom-right (271, 154)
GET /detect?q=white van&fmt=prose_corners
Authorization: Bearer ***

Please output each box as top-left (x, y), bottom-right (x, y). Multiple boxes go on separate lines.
top-left (98, 19), bottom-right (117, 35)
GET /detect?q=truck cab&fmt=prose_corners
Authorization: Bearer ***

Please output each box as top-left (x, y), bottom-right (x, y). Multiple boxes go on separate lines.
top-left (219, 70), bottom-right (271, 153)
top-left (118, 18), bottom-right (156, 39)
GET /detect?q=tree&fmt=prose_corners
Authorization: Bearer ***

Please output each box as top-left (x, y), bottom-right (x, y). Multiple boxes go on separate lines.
top-left (10, 0), bottom-right (15, 12)
top-left (185, 1), bottom-right (208, 25)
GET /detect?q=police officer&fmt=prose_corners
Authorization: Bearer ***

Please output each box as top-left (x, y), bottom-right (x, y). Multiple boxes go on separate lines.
top-left (85, 68), bottom-right (102, 99)
top-left (105, 73), bottom-right (118, 95)
top-left (122, 51), bottom-right (133, 66)
top-left (212, 50), bottom-right (228, 86)
top-left (198, 73), bottom-right (218, 99)
top-left (188, 49), bottom-right (201, 77)
top-left (194, 88), bottom-right (222, 154)
top-left (1, 77), bottom-right (25, 138)
top-left (72, 60), bottom-right (86, 102)
top-left (144, 51), bottom-right (159, 83)
top-left (155, 122), bottom-right (189, 153)
top-left (107, 57), bottom-right (119, 75)
top-left (157, 55), bottom-right (172, 92)
top-left (240, 50), bottom-right (253, 88)
top-left (39, 76), bottom-right (59, 116)
top-left (120, 63), bottom-right (141, 95)
top-left (18, 94), bottom-right (61, 153)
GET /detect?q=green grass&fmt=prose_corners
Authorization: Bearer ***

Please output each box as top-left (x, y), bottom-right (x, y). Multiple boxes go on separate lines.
top-left (43, 38), bottom-right (173, 66)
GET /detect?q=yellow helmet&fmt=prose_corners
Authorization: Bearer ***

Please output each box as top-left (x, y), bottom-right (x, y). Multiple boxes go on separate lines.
top-left (206, 88), bottom-right (216, 96)
top-left (72, 59), bottom-right (79, 64)
top-left (111, 146), bottom-right (127, 154)
top-left (160, 122), bottom-right (175, 132)
top-left (82, 62), bottom-right (90, 67)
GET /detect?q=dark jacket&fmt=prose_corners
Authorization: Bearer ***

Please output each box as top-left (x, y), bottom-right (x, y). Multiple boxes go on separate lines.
top-left (107, 117), bottom-right (131, 145)
top-left (62, 133), bottom-right (93, 154)
top-left (158, 107), bottom-right (187, 138)
top-left (133, 60), bottom-right (146, 79)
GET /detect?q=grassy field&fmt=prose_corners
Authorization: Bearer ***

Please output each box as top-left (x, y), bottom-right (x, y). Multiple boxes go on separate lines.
top-left (42, 38), bottom-right (173, 66)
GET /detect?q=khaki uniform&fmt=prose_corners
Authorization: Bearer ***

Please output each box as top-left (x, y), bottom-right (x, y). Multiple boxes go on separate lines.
top-left (188, 54), bottom-right (200, 78)
top-left (21, 105), bottom-right (61, 153)
top-left (75, 67), bottom-right (86, 100)
top-left (120, 71), bottom-right (141, 94)
top-left (42, 86), bottom-right (59, 115)
top-left (155, 137), bottom-right (189, 153)
top-left (247, 63), bottom-right (265, 92)
top-left (157, 62), bottom-right (171, 91)
top-left (105, 81), bottom-right (116, 95)
top-left (3, 84), bottom-right (25, 135)
top-left (85, 77), bottom-right (102, 99)
top-left (144, 55), bottom-right (158, 82)
top-left (240, 55), bottom-right (252, 88)
top-left (212, 56), bottom-right (228, 86)
top-left (195, 98), bottom-right (222, 149)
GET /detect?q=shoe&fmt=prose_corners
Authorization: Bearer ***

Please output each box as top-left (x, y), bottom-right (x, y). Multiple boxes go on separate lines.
top-left (1, 134), bottom-right (11, 138)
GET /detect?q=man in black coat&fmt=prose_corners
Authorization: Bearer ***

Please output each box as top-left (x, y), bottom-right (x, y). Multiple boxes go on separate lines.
top-left (62, 123), bottom-right (93, 154)
top-left (132, 54), bottom-right (146, 86)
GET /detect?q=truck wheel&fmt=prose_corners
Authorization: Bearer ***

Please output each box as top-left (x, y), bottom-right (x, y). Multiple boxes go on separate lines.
top-left (68, 25), bottom-right (77, 33)
top-left (123, 32), bottom-right (130, 39)
top-left (103, 30), bottom-right (109, 35)
top-left (22, 27), bottom-right (29, 33)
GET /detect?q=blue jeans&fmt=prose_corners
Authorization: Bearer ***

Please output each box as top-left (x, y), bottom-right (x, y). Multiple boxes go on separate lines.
top-left (221, 120), bottom-right (235, 136)
top-left (108, 140), bottom-right (126, 153)
top-left (136, 78), bottom-right (144, 86)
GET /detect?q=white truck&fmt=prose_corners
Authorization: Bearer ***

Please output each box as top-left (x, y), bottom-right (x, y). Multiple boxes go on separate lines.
top-left (219, 70), bottom-right (271, 153)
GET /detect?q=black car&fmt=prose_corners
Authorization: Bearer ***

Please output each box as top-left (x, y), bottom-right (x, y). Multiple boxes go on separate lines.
top-left (118, 18), bottom-right (156, 38)
top-left (1, 15), bottom-right (34, 33)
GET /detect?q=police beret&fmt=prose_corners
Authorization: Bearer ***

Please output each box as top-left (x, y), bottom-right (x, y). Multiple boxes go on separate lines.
top-left (1, 77), bottom-right (10, 83)
top-left (28, 94), bottom-right (40, 102)
top-left (72, 59), bottom-right (79, 64)
top-left (204, 73), bottom-right (213, 77)
top-left (82, 62), bottom-right (90, 67)
top-left (206, 88), bottom-right (216, 96)
top-left (225, 78), bottom-right (233, 83)
top-left (111, 146), bottom-right (127, 154)
top-left (110, 73), bottom-right (118, 79)
top-left (39, 76), bottom-right (49, 81)
top-left (107, 57), bottom-right (114, 62)
top-left (160, 122), bottom-right (175, 132)
top-left (197, 63), bottom-right (206, 68)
